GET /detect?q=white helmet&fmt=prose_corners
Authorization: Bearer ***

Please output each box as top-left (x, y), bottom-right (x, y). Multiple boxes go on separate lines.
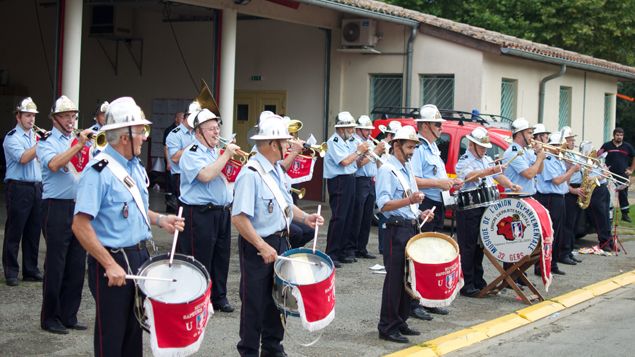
top-left (50, 95), bottom-right (79, 115)
top-left (334, 111), bottom-right (357, 128)
top-left (15, 97), bottom-right (38, 114)
top-left (356, 115), bottom-right (375, 130)
top-left (250, 112), bottom-right (292, 140)
top-left (415, 104), bottom-right (444, 123)
top-left (560, 126), bottom-right (576, 138)
top-left (98, 101), bottom-right (109, 113)
top-left (380, 120), bottom-right (402, 134)
top-left (187, 100), bottom-right (202, 115)
top-left (533, 123), bottom-right (550, 136)
top-left (390, 125), bottom-right (419, 143)
top-left (100, 97), bottom-right (152, 132)
top-left (466, 127), bottom-right (492, 148)
top-left (548, 132), bottom-right (565, 145)
top-left (511, 118), bottom-right (530, 134)
top-left (187, 109), bottom-right (220, 128)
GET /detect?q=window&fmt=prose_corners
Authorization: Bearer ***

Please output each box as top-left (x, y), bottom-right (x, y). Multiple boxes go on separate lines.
top-left (559, 86), bottom-right (572, 128)
top-left (437, 133), bottom-right (451, 164)
top-left (604, 94), bottom-right (613, 142)
top-left (370, 74), bottom-right (402, 116)
top-left (501, 79), bottom-right (517, 120)
top-left (421, 74), bottom-right (454, 110)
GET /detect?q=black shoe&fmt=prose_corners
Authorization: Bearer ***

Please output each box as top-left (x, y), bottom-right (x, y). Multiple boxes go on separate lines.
top-left (23, 273), bottom-right (44, 282)
top-left (42, 321), bottom-right (69, 335)
top-left (551, 267), bottom-right (566, 275)
top-left (516, 278), bottom-right (529, 287)
top-left (570, 255), bottom-right (582, 263)
top-left (534, 268), bottom-right (542, 277)
top-left (425, 306), bottom-right (449, 315)
top-left (6, 278), bottom-right (18, 287)
top-left (216, 303), bottom-right (235, 313)
top-left (64, 323), bottom-right (88, 330)
top-left (332, 260), bottom-right (342, 268)
top-left (399, 326), bottom-right (421, 336)
top-left (355, 252), bottom-right (376, 259)
top-left (260, 349), bottom-right (288, 357)
top-left (410, 306), bottom-right (433, 321)
top-left (340, 256), bottom-right (356, 264)
top-left (622, 214), bottom-right (632, 223)
top-left (460, 287), bottom-right (480, 297)
top-left (379, 331), bottom-right (409, 343)
top-left (559, 257), bottom-right (577, 265)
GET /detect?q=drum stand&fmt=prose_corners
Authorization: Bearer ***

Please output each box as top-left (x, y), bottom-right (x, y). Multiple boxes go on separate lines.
top-left (605, 190), bottom-right (628, 255)
top-left (478, 248), bottom-right (545, 305)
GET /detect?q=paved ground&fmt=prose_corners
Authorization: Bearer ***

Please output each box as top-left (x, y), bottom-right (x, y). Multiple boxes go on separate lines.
top-left (1, 188), bottom-right (635, 356)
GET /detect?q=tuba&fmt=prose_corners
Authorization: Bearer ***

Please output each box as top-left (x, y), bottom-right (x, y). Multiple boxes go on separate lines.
top-left (195, 79), bottom-right (221, 117)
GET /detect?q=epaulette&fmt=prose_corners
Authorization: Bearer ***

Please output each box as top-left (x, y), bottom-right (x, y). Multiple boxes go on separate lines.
top-left (512, 146), bottom-right (518, 151)
top-left (333, 137), bottom-right (338, 142)
top-left (7, 129), bottom-right (16, 136)
top-left (171, 127), bottom-right (181, 134)
top-left (460, 154), bottom-right (468, 160)
top-left (349, 137), bottom-right (355, 142)
top-left (39, 134), bottom-right (49, 141)
top-left (247, 166), bottom-right (257, 172)
top-left (92, 159), bottom-right (109, 172)
top-left (546, 156), bottom-right (552, 160)
top-left (189, 144), bottom-right (198, 152)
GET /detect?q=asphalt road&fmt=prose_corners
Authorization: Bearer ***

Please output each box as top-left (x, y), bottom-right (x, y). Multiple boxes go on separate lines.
top-left (1, 190), bottom-right (635, 356)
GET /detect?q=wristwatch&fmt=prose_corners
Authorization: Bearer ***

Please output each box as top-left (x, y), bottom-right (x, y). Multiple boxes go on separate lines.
top-left (355, 150), bottom-right (363, 156)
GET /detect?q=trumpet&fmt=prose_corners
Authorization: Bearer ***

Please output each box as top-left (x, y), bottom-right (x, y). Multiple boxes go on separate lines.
top-left (32, 125), bottom-right (51, 139)
top-left (72, 128), bottom-right (96, 140)
top-left (219, 136), bottom-right (252, 164)
top-left (302, 142), bottom-right (328, 158)
top-left (290, 187), bottom-right (306, 199)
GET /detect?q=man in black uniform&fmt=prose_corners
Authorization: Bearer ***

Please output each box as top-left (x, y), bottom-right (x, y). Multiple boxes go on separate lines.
top-left (163, 112), bottom-right (183, 212)
top-left (599, 127), bottom-right (635, 222)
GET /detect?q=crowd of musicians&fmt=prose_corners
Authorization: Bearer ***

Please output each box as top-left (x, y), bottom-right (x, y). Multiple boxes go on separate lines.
top-left (3, 95), bottom-right (634, 355)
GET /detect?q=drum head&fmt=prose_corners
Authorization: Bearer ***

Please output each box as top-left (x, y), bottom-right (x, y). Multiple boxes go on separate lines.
top-left (406, 232), bottom-right (458, 264)
top-left (274, 251), bottom-right (332, 286)
top-left (137, 254), bottom-right (209, 304)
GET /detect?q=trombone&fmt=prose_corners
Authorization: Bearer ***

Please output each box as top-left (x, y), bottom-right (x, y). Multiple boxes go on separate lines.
top-left (290, 187), bottom-right (306, 199)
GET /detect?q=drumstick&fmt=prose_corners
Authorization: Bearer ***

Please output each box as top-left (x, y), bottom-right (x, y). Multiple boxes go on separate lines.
top-left (312, 205), bottom-right (322, 254)
top-left (102, 273), bottom-right (176, 282)
top-left (418, 206), bottom-right (436, 229)
top-left (169, 206), bottom-right (184, 268)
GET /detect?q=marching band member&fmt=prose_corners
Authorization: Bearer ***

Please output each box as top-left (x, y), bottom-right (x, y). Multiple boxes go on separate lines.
top-left (534, 132), bottom-right (579, 275)
top-left (90, 101), bottom-right (109, 132)
top-left (377, 120), bottom-right (402, 255)
top-left (561, 127), bottom-right (584, 264)
top-left (178, 108), bottom-right (239, 313)
top-left (323, 111), bottom-right (369, 268)
top-left (502, 118), bottom-right (546, 196)
top-left (163, 112), bottom-right (184, 213)
top-left (232, 113), bottom-right (323, 357)
top-left (600, 127), bottom-right (635, 223)
top-left (586, 151), bottom-right (614, 251)
top-left (350, 115), bottom-right (385, 260)
top-left (165, 105), bottom-right (196, 204)
top-left (455, 128), bottom-right (521, 297)
top-left (2, 97), bottom-right (43, 287)
top-left (38, 96), bottom-right (93, 334)
top-left (72, 97), bottom-right (184, 356)
top-left (410, 104), bottom-right (461, 319)
top-left (532, 123), bottom-right (550, 143)
top-left (376, 125), bottom-right (434, 343)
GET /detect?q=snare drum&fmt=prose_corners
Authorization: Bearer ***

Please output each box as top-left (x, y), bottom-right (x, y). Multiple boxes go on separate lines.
top-left (137, 253), bottom-right (212, 356)
top-left (456, 185), bottom-right (500, 210)
top-left (405, 233), bottom-right (463, 307)
top-left (273, 248), bottom-right (336, 332)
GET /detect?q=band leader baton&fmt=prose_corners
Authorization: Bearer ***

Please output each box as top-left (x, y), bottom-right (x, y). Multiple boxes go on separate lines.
top-left (312, 204), bottom-right (322, 254)
top-left (419, 206), bottom-right (436, 229)
top-left (169, 206), bottom-right (184, 268)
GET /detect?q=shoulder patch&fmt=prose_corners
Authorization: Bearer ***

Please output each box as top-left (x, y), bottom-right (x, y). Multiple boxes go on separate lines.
top-left (92, 159), bottom-right (109, 172)
top-left (189, 144), bottom-right (198, 152)
top-left (7, 129), bottom-right (16, 136)
top-left (546, 156), bottom-right (552, 160)
top-left (247, 166), bottom-right (257, 172)
top-left (460, 154), bottom-right (468, 160)
top-left (333, 137), bottom-right (338, 143)
top-left (171, 127), bottom-right (181, 134)
top-left (512, 146), bottom-right (518, 151)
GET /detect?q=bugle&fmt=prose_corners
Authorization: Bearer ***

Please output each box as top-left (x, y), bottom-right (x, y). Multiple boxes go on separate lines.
top-left (302, 142), bottom-right (328, 158)
top-left (290, 187), bottom-right (306, 199)
top-left (219, 136), bottom-right (251, 164)
top-left (32, 125), bottom-right (51, 139)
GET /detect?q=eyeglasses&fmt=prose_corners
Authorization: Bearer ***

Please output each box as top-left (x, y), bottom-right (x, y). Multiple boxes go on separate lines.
top-left (432, 122), bottom-right (442, 128)
top-left (130, 125), bottom-right (151, 139)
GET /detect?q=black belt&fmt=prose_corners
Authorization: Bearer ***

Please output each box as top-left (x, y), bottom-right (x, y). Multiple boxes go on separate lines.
top-left (44, 198), bottom-right (75, 203)
top-left (7, 179), bottom-right (39, 186)
top-left (106, 240), bottom-right (147, 252)
top-left (536, 192), bottom-right (565, 197)
top-left (386, 217), bottom-right (418, 227)
top-left (184, 203), bottom-right (232, 213)
top-left (268, 230), bottom-right (289, 238)
top-left (570, 183), bottom-right (581, 188)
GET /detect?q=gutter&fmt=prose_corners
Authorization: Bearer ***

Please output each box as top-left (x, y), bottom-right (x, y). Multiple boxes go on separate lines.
top-left (404, 25), bottom-right (417, 107)
top-left (297, 0), bottom-right (419, 27)
top-left (501, 47), bottom-right (635, 81)
top-left (538, 64), bottom-right (566, 124)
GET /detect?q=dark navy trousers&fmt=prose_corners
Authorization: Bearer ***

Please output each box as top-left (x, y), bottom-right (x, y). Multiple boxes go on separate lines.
top-left (535, 193), bottom-right (565, 268)
top-left (456, 207), bottom-right (487, 291)
top-left (325, 174), bottom-right (356, 261)
top-left (349, 176), bottom-right (375, 256)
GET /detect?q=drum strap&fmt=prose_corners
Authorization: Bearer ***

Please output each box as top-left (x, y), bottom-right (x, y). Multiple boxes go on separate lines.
top-left (94, 153), bottom-right (151, 229)
top-left (383, 162), bottom-right (420, 217)
top-left (246, 160), bottom-right (291, 234)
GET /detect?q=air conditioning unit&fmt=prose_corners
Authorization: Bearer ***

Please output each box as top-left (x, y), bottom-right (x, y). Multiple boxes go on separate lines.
top-left (90, 5), bottom-right (133, 37)
top-left (341, 19), bottom-right (377, 47)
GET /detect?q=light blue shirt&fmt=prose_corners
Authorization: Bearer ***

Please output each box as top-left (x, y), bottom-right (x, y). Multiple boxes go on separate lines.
top-left (411, 135), bottom-right (446, 202)
top-left (455, 150), bottom-right (496, 190)
top-left (323, 132), bottom-right (357, 179)
top-left (536, 155), bottom-right (568, 194)
top-left (37, 127), bottom-right (81, 199)
top-left (570, 171), bottom-right (582, 185)
top-left (232, 153), bottom-right (293, 237)
top-left (502, 142), bottom-right (537, 195)
top-left (166, 123), bottom-right (195, 175)
top-left (179, 139), bottom-right (232, 206)
top-left (3, 125), bottom-right (41, 182)
top-left (74, 145), bottom-right (151, 248)
top-left (353, 134), bottom-right (378, 178)
top-left (375, 155), bottom-right (418, 220)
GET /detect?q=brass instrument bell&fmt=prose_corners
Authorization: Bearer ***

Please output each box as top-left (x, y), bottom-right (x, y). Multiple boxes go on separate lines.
top-left (195, 80), bottom-right (221, 117)
top-left (303, 142), bottom-right (328, 158)
top-left (287, 119), bottom-right (303, 137)
top-left (290, 187), bottom-right (306, 199)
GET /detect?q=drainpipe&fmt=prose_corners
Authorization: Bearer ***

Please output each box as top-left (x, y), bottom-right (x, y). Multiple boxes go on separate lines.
top-left (538, 64), bottom-right (566, 124)
top-left (404, 26), bottom-right (417, 107)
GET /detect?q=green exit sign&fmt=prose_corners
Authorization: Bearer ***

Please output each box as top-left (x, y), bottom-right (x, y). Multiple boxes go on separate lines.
top-left (250, 75), bottom-right (262, 81)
